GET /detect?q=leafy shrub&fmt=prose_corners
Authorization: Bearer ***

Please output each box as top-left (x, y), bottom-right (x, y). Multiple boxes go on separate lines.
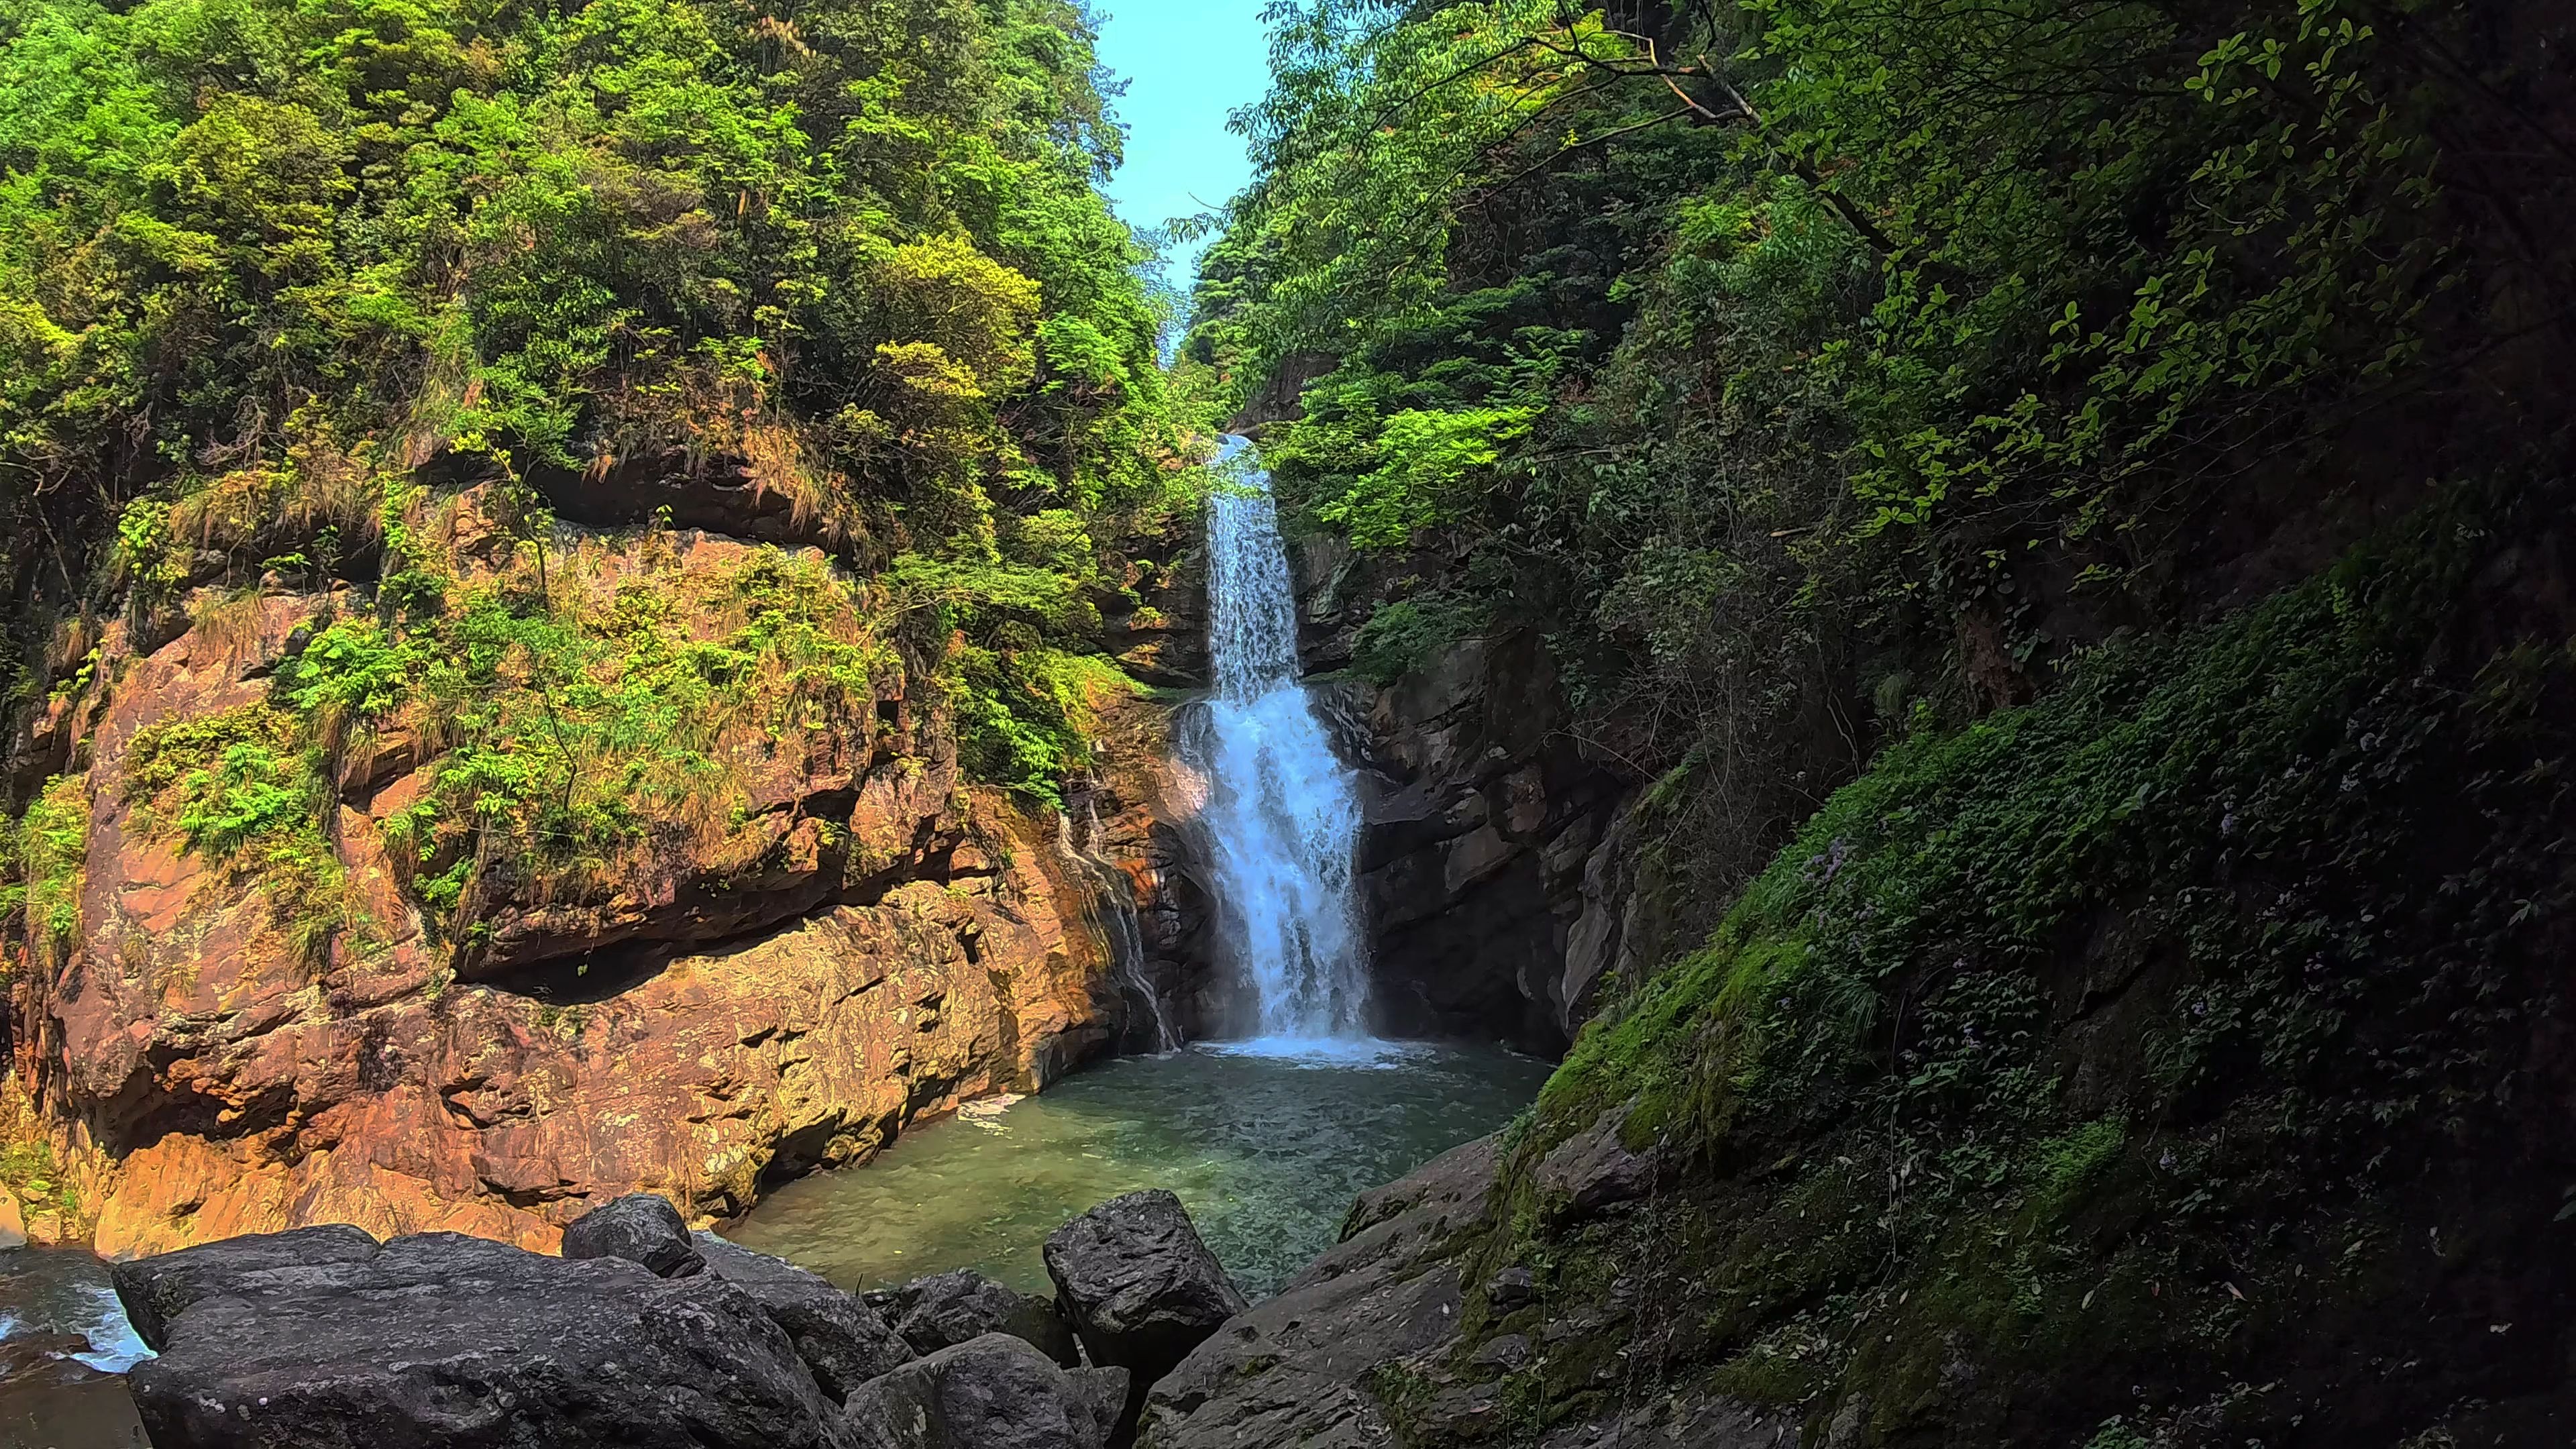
top-left (0, 773), bottom-right (88, 975)
top-left (1351, 596), bottom-right (1476, 686)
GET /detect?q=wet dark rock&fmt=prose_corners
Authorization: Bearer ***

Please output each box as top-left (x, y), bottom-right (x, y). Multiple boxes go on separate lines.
top-left (562, 1191), bottom-right (708, 1277)
top-left (1043, 1190), bottom-right (1246, 1409)
top-left (109, 1222), bottom-right (382, 1351)
top-left (1140, 1138), bottom-right (1499, 1448)
top-left (1483, 1266), bottom-right (1534, 1311)
top-left (842, 1333), bottom-right (1126, 1449)
top-left (1533, 1110), bottom-right (1657, 1224)
top-left (886, 1268), bottom-right (1080, 1366)
top-left (120, 1229), bottom-right (851, 1449)
top-left (698, 1232), bottom-right (916, 1400)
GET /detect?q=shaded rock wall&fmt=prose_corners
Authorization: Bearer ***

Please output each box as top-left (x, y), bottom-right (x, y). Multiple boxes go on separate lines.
top-left (1287, 534), bottom-right (1641, 1055)
top-left (1078, 532), bottom-right (1224, 1044)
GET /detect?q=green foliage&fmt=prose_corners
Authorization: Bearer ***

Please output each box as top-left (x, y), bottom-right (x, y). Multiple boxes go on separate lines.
top-left (1352, 595), bottom-right (1475, 687)
top-left (2083, 1417), bottom-right (2157, 1449)
top-left (0, 0), bottom-right (1199, 622)
top-left (1550, 500), bottom-right (2561, 1147)
top-left (0, 773), bottom-right (88, 975)
top-left (1198, 0), bottom-right (2549, 920)
top-left (174, 741), bottom-right (315, 857)
top-left (122, 702), bottom-right (352, 969)
top-left (951, 645), bottom-right (1138, 808)
top-left (280, 619), bottom-right (416, 722)
top-left (0, 1136), bottom-right (81, 1222)
top-left (2032, 1119), bottom-right (2125, 1216)
top-left (1515, 484), bottom-right (2576, 1434)
top-left (1318, 405), bottom-right (1537, 549)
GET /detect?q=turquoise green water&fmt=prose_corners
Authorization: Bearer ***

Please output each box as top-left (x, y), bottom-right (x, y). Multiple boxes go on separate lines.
top-left (725, 1040), bottom-right (1550, 1300)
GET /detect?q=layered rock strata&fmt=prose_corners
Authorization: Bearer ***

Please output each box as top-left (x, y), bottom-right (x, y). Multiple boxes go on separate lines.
top-left (7, 513), bottom-right (1179, 1254)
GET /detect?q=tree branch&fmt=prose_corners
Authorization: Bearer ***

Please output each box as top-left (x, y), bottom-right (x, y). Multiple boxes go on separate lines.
top-left (1466, 106), bottom-right (1697, 207)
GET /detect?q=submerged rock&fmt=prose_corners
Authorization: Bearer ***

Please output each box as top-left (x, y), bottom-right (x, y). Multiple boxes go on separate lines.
top-left (698, 1231), bottom-right (916, 1399)
top-left (118, 1228), bottom-right (852, 1449)
top-left (1043, 1191), bottom-right (1245, 1408)
top-left (0, 1330), bottom-right (149, 1449)
top-left (842, 1333), bottom-right (1125, 1449)
top-left (562, 1191), bottom-right (707, 1277)
top-left (885, 1268), bottom-right (1079, 1366)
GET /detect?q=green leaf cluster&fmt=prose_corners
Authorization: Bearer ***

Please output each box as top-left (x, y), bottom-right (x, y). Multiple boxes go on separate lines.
top-left (1196, 0), bottom-right (2542, 916)
top-left (0, 771), bottom-right (87, 976)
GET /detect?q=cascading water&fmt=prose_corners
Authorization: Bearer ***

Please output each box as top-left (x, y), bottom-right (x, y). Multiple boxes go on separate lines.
top-left (1060, 803), bottom-right (1174, 1053)
top-left (1189, 435), bottom-right (1374, 1041)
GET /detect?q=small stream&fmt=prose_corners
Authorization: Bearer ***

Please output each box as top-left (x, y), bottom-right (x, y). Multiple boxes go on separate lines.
top-left (727, 1041), bottom-right (1547, 1299)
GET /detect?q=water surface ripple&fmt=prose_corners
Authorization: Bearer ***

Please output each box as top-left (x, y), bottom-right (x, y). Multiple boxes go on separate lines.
top-left (727, 1042), bottom-right (1548, 1299)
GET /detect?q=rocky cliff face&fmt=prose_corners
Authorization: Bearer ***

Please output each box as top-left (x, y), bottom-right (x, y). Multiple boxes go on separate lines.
top-left (1140, 482), bottom-right (2576, 1449)
top-left (2, 487), bottom-right (1209, 1254)
top-left (1076, 544), bottom-right (1225, 1046)
top-left (1285, 533), bottom-right (1642, 1055)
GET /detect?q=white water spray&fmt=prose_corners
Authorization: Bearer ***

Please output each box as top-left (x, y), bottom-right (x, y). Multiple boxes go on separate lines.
top-left (1191, 435), bottom-right (1373, 1042)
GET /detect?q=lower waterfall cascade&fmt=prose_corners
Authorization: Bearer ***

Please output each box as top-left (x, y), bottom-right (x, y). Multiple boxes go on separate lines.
top-left (1185, 435), bottom-right (1375, 1043)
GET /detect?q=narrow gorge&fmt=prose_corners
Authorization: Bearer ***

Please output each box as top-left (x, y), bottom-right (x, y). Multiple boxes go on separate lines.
top-left (3, 0), bottom-right (2575, 1445)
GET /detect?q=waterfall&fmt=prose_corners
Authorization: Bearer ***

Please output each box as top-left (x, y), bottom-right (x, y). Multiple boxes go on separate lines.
top-left (1191, 435), bottom-right (1373, 1041)
top-left (1060, 804), bottom-right (1174, 1053)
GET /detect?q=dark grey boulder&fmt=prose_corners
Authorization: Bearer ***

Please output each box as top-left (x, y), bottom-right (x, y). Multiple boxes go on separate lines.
top-left (842, 1333), bottom-right (1125, 1449)
top-left (110, 1222), bottom-right (382, 1351)
top-left (1484, 1265), bottom-right (1535, 1311)
top-left (696, 1230), bottom-right (915, 1399)
top-left (121, 1229), bottom-right (851, 1449)
top-left (885, 1268), bottom-right (1079, 1366)
top-left (1533, 1110), bottom-right (1658, 1224)
top-left (1042, 1191), bottom-right (1244, 1402)
top-left (561, 1191), bottom-right (706, 1277)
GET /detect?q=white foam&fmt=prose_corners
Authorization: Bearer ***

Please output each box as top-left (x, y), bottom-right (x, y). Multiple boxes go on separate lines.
top-left (1193, 435), bottom-right (1375, 1042)
top-left (1198, 1036), bottom-right (1426, 1068)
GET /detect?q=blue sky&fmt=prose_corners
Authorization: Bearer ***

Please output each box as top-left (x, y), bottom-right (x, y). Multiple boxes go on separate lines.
top-left (1091, 0), bottom-right (1273, 286)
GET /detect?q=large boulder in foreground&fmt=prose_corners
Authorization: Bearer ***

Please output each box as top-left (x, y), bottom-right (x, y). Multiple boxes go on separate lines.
top-left (561, 1191), bottom-right (707, 1277)
top-left (111, 1222), bottom-right (383, 1350)
top-left (117, 1228), bottom-right (852, 1449)
top-left (1042, 1191), bottom-right (1245, 1404)
top-left (843, 1332), bottom-right (1125, 1449)
top-left (881, 1268), bottom-right (1079, 1366)
top-left (697, 1231), bottom-right (916, 1399)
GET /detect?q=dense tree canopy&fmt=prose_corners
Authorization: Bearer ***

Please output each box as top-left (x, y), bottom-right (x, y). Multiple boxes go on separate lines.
top-left (1194, 0), bottom-right (2571, 898)
top-left (0, 0), bottom-right (1209, 947)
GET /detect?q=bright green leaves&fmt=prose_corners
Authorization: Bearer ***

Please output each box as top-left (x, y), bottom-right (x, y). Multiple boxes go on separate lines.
top-left (873, 235), bottom-right (1044, 397)
top-left (0, 773), bottom-right (89, 976)
top-left (279, 619), bottom-right (415, 722)
top-left (1315, 405), bottom-right (1536, 549)
top-left (0, 0), bottom-right (1192, 586)
top-left (119, 701), bottom-right (354, 967)
top-left (174, 741), bottom-right (317, 858)
top-left (950, 645), bottom-right (1136, 809)
top-left (125, 704), bottom-right (315, 859)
